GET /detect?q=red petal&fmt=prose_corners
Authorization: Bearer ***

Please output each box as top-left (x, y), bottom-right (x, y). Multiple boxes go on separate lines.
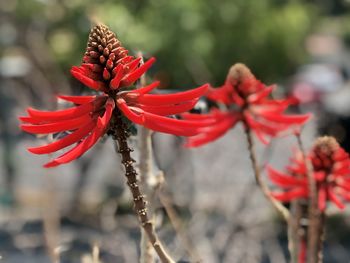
top-left (125, 57), bottom-right (142, 72)
top-left (230, 87), bottom-right (245, 106)
top-left (318, 185), bottom-right (327, 212)
top-left (253, 129), bottom-right (270, 145)
top-left (117, 100), bottom-right (206, 136)
top-left (271, 187), bottom-right (308, 202)
top-left (337, 187), bottom-right (350, 201)
top-left (110, 64), bottom-right (124, 89)
top-left (44, 99), bottom-right (114, 167)
top-left (136, 84), bottom-right (208, 106)
top-left (71, 67), bottom-right (106, 91)
top-left (181, 112), bottom-right (218, 120)
top-left (120, 57), bottom-right (156, 87)
top-left (117, 99), bottom-right (144, 124)
top-left (337, 179), bottom-right (350, 191)
top-left (328, 186), bottom-right (345, 210)
top-left (26, 97), bottom-right (105, 122)
top-left (132, 81), bottom-right (160, 95)
top-left (142, 118), bottom-right (199, 136)
top-left (206, 85), bottom-right (233, 105)
top-left (244, 112), bottom-right (280, 136)
top-left (185, 114), bottom-right (238, 147)
top-left (259, 112), bottom-right (311, 125)
top-left (20, 114), bottom-right (92, 134)
top-left (116, 55), bottom-right (133, 64)
top-left (28, 120), bottom-right (96, 154)
top-left (333, 149), bottom-right (349, 161)
top-left (141, 108), bottom-right (214, 128)
top-left (139, 99), bottom-right (198, 116)
top-left (267, 166), bottom-right (307, 188)
top-left (248, 85), bottom-right (275, 103)
top-left (19, 116), bottom-right (45, 124)
top-left (57, 94), bottom-right (96, 105)
top-left (314, 171), bottom-right (326, 181)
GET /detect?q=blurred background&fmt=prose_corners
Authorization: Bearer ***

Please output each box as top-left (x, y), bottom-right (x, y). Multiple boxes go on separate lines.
top-left (2, 0), bottom-right (350, 262)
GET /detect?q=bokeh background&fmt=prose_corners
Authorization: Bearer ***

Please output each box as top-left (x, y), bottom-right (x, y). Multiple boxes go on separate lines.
top-left (2, 0), bottom-right (350, 262)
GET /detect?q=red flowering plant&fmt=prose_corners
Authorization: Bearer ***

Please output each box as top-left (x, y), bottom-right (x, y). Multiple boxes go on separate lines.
top-left (183, 63), bottom-right (311, 147)
top-left (268, 136), bottom-right (350, 263)
top-left (18, 24), bottom-right (214, 263)
top-left (269, 136), bottom-right (350, 212)
top-left (182, 63), bottom-right (313, 262)
top-left (19, 25), bottom-right (209, 168)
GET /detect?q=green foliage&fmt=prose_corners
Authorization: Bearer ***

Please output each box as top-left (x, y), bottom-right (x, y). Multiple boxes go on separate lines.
top-left (12, 0), bottom-right (318, 88)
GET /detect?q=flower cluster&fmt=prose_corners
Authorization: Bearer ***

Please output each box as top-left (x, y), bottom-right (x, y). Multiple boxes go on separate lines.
top-left (19, 24), bottom-right (209, 167)
top-left (183, 63), bottom-right (311, 147)
top-left (269, 136), bottom-right (350, 212)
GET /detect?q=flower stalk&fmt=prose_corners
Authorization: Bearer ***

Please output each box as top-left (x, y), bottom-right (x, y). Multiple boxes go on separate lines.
top-left (110, 111), bottom-right (174, 263)
top-left (295, 133), bottom-right (322, 263)
top-left (244, 127), bottom-right (290, 221)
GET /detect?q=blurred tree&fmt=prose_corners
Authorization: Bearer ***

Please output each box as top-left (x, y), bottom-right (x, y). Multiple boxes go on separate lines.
top-left (6, 0), bottom-right (318, 90)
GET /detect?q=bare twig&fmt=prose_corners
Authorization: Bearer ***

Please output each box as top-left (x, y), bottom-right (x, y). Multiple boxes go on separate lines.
top-left (244, 128), bottom-right (290, 221)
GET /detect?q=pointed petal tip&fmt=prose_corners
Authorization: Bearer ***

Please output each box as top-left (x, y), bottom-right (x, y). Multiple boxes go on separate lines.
top-left (27, 147), bottom-right (38, 154)
top-left (43, 161), bottom-right (59, 168)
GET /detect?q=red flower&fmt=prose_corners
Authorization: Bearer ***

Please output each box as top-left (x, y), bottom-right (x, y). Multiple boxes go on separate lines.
top-left (183, 63), bottom-right (311, 147)
top-left (19, 25), bottom-right (209, 167)
top-left (269, 136), bottom-right (350, 212)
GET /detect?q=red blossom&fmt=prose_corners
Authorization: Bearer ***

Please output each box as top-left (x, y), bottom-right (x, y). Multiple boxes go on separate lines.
top-left (269, 136), bottom-right (350, 212)
top-left (19, 24), bottom-right (209, 167)
top-left (183, 63), bottom-right (311, 147)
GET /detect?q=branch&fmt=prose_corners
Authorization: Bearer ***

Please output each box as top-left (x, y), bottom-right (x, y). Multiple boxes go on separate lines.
top-left (111, 112), bottom-right (175, 263)
top-left (244, 128), bottom-right (290, 221)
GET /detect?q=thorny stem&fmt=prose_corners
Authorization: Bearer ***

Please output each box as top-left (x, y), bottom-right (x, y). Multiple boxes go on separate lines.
top-left (244, 127), bottom-right (290, 221)
top-left (110, 112), bottom-right (175, 263)
top-left (295, 133), bottom-right (323, 263)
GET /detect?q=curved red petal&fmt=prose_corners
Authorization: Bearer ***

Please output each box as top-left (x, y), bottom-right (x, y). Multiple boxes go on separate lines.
top-left (328, 186), bottom-right (345, 210)
top-left (125, 57), bottom-right (142, 72)
top-left (57, 94), bottom-right (96, 105)
top-left (267, 166), bottom-right (307, 188)
top-left (28, 120), bottom-right (96, 154)
top-left (139, 99), bottom-right (198, 116)
top-left (248, 85), bottom-right (275, 103)
top-left (136, 84), bottom-right (208, 106)
top-left (26, 97), bottom-right (105, 122)
top-left (259, 112), bottom-right (312, 125)
top-left (185, 114), bottom-right (238, 147)
top-left (318, 185), bottom-right (327, 212)
top-left (206, 85), bottom-right (233, 105)
top-left (120, 57), bottom-right (156, 87)
top-left (44, 99), bottom-right (114, 167)
top-left (132, 81), bottom-right (160, 95)
top-left (117, 99), bottom-right (144, 124)
top-left (71, 67), bottom-right (106, 91)
top-left (20, 114), bottom-right (92, 134)
top-left (110, 64), bottom-right (124, 89)
top-left (271, 187), bottom-right (308, 202)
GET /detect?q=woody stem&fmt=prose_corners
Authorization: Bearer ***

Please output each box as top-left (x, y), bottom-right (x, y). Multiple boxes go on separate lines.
top-left (244, 127), bottom-right (290, 221)
top-left (111, 111), bottom-right (175, 263)
top-left (295, 134), bottom-right (323, 263)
